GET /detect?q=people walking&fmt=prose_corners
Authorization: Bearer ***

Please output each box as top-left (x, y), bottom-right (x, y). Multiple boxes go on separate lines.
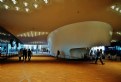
top-left (95, 49), bottom-right (104, 65)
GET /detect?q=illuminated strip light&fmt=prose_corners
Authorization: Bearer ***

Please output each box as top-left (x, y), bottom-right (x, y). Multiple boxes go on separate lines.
top-left (24, 33), bottom-right (26, 37)
top-left (39, 32), bottom-right (41, 35)
top-left (42, 32), bottom-right (44, 35)
top-left (0, 32), bottom-right (6, 36)
top-left (45, 32), bottom-right (48, 34)
top-left (0, 39), bottom-right (9, 43)
top-left (111, 40), bottom-right (117, 42)
top-left (27, 32), bottom-right (30, 37)
top-left (17, 31), bottom-right (49, 37)
top-left (29, 41), bottom-right (44, 44)
top-left (31, 31), bottom-right (33, 37)
top-left (35, 32), bottom-right (37, 36)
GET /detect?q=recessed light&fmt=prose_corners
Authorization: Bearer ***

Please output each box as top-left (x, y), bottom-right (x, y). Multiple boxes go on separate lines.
top-left (0, 0), bottom-right (3, 2)
top-left (111, 5), bottom-right (116, 9)
top-left (25, 8), bottom-right (29, 12)
top-left (12, 0), bottom-right (17, 4)
top-left (4, 5), bottom-right (9, 9)
top-left (33, 4), bottom-right (38, 8)
top-left (44, 0), bottom-right (48, 4)
top-left (119, 10), bottom-right (121, 13)
top-left (23, 2), bottom-right (28, 6)
top-left (115, 7), bottom-right (120, 11)
top-left (15, 6), bottom-right (20, 11)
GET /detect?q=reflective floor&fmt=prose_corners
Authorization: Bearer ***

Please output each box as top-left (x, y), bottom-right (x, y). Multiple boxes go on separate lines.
top-left (0, 56), bottom-right (121, 82)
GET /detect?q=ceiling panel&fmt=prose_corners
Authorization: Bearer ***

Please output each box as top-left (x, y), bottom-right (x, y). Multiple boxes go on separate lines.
top-left (0, 0), bottom-right (121, 44)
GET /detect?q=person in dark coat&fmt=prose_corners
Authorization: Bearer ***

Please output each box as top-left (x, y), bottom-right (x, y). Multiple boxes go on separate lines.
top-left (28, 49), bottom-right (32, 61)
top-left (56, 50), bottom-right (60, 59)
top-left (23, 48), bottom-right (27, 61)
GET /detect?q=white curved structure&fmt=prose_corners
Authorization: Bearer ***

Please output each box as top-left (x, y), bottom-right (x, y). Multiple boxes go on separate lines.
top-left (48, 21), bottom-right (112, 59)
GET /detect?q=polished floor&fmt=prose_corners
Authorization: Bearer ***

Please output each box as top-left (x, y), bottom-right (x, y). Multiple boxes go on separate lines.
top-left (0, 56), bottom-right (121, 82)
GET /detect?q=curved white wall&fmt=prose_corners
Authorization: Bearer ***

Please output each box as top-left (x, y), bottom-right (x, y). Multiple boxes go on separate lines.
top-left (48, 21), bottom-right (112, 59)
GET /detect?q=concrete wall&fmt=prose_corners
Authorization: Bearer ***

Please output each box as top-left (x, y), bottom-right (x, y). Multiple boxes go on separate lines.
top-left (48, 21), bottom-right (112, 59)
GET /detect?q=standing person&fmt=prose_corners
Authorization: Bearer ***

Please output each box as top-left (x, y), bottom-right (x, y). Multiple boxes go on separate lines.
top-left (18, 49), bottom-right (23, 61)
top-left (95, 49), bottom-right (104, 65)
top-left (56, 50), bottom-right (60, 59)
top-left (89, 50), bottom-right (93, 60)
top-left (23, 48), bottom-right (27, 61)
top-left (28, 49), bottom-right (32, 61)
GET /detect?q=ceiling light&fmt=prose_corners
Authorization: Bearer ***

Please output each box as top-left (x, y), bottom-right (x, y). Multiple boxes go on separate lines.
top-left (29, 41), bottom-right (44, 44)
top-left (39, 32), bottom-right (41, 35)
top-left (111, 5), bottom-right (116, 9)
top-left (119, 10), bottom-right (121, 13)
top-left (42, 32), bottom-right (45, 35)
top-left (116, 32), bottom-right (121, 35)
top-left (17, 31), bottom-right (49, 37)
top-left (43, 0), bottom-right (48, 4)
top-left (45, 32), bottom-right (48, 34)
top-left (24, 33), bottom-right (26, 37)
top-left (0, 0), bottom-right (3, 2)
top-left (20, 34), bottom-right (23, 37)
top-left (111, 40), bottom-right (117, 42)
top-left (115, 7), bottom-right (120, 11)
top-left (0, 0), bottom-right (49, 13)
top-left (23, 2), bottom-right (28, 6)
top-left (35, 32), bottom-right (37, 36)
top-left (31, 31), bottom-right (33, 37)
top-left (27, 32), bottom-right (30, 37)
top-left (25, 8), bottom-right (29, 12)
top-left (33, 4), bottom-right (38, 8)
top-left (12, 0), bottom-right (17, 4)
top-left (15, 6), bottom-right (20, 11)
top-left (4, 5), bottom-right (9, 9)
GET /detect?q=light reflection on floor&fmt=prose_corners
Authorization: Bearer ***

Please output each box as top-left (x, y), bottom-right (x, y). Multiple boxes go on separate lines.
top-left (0, 56), bottom-right (121, 82)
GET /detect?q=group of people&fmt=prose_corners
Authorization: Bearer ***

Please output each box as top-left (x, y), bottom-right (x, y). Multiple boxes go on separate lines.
top-left (90, 49), bottom-right (105, 65)
top-left (56, 49), bottom-right (105, 65)
top-left (18, 48), bottom-right (32, 61)
top-left (94, 49), bottom-right (105, 65)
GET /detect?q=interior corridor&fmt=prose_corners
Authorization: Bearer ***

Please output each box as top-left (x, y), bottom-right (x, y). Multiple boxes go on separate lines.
top-left (0, 55), bottom-right (121, 82)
